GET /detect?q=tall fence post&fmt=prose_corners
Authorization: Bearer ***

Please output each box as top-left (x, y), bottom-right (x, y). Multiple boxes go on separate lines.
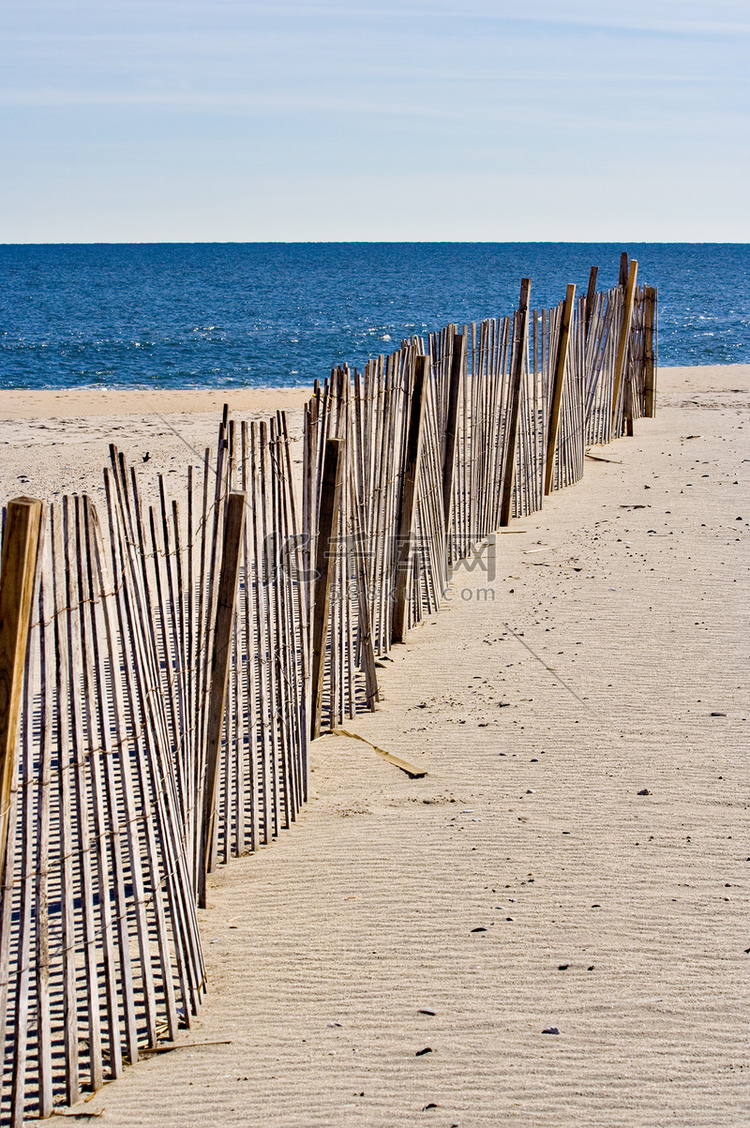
top-left (499, 278), bottom-right (531, 527)
top-left (625, 382), bottom-right (635, 436)
top-left (442, 332), bottom-right (465, 537)
top-left (544, 283), bottom-right (576, 497)
top-left (310, 437), bottom-right (344, 740)
top-left (199, 491), bottom-right (246, 908)
top-left (585, 265), bottom-right (599, 336)
top-left (611, 259), bottom-right (638, 430)
top-left (392, 354), bottom-right (429, 644)
top-left (643, 284), bottom-right (657, 418)
top-left (0, 497), bottom-right (44, 883)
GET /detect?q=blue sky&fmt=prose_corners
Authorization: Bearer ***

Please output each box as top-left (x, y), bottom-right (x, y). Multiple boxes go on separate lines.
top-left (1, 0), bottom-right (747, 241)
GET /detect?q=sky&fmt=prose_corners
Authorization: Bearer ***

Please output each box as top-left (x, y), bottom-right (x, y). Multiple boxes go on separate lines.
top-left (1, 0), bottom-right (748, 242)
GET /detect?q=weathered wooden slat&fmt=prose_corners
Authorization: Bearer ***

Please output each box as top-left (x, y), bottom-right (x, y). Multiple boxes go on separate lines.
top-left (63, 495), bottom-right (104, 1093)
top-left (279, 411), bottom-right (310, 801)
top-left (239, 421), bottom-right (258, 852)
top-left (90, 501), bottom-right (164, 1049)
top-left (11, 602), bottom-right (36, 1127)
top-left (249, 423), bottom-right (273, 846)
top-left (74, 495), bottom-right (123, 1083)
top-left (83, 501), bottom-right (140, 1067)
top-left (259, 422), bottom-right (282, 837)
top-left (35, 546), bottom-right (52, 1119)
top-left (49, 507), bottom-right (80, 1106)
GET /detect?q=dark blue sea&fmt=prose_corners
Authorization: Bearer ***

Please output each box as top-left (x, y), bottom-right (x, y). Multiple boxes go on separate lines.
top-left (1, 243), bottom-right (748, 390)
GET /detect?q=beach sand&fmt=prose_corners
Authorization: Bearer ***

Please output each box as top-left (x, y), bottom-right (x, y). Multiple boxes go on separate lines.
top-left (0, 386), bottom-right (311, 506)
top-left (1, 365), bottom-right (749, 1126)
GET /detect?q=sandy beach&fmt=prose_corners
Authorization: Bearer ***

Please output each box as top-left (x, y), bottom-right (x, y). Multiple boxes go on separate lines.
top-left (1, 364), bottom-right (749, 1126)
top-left (0, 365), bottom-right (747, 506)
top-left (0, 386), bottom-right (312, 507)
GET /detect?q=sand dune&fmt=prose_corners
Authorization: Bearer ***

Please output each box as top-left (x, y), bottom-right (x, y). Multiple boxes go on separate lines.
top-left (1, 366), bottom-right (748, 1125)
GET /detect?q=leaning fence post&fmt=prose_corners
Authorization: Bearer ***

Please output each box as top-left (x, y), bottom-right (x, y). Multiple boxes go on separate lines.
top-left (544, 283), bottom-right (576, 497)
top-left (199, 491), bottom-right (246, 908)
top-left (611, 259), bottom-right (638, 431)
top-left (643, 284), bottom-right (657, 418)
top-left (310, 437), bottom-right (344, 740)
top-left (392, 354), bottom-right (429, 644)
top-left (0, 497), bottom-right (44, 882)
top-left (585, 265), bottom-right (599, 336)
top-left (499, 278), bottom-right (531, 527)
top-left (442, 332), bottom-right (465, 537)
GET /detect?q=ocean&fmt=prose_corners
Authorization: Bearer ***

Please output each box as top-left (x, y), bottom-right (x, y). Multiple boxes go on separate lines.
top-left (1, 243), bottom-right (748, 390)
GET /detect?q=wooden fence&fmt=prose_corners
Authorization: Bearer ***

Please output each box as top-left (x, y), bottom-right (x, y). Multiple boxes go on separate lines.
top-left (304, 265), bottom-right (656, 729)
top-left (0, 257), bottom-right (656, 1122)
top-left (0, 412), bottom-right (308, 1123)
